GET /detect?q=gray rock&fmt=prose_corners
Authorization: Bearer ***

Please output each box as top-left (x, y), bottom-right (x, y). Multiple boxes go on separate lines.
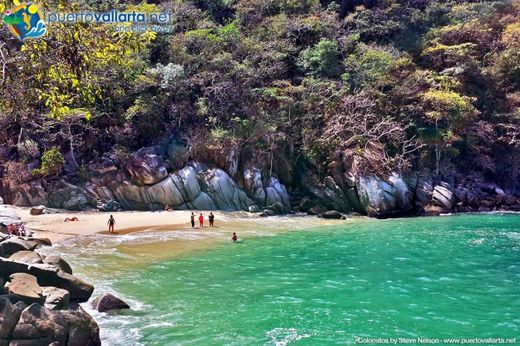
top-left (308, 205), bottom-right (328, 216)
top-left (260, 209), bottom-right (277, 217)
top-left (27, 237), bottom-right (52, 247)
top-left (125, 151), bottom-right (168, 185)
top-left (91, 293), bottom-right (130, 313)
top-left (319, 210), bottom-right (344, 219)
top-left (431, 184), bottom-right (455, 211)
top-left (5, 273), bottom-right (44, 305)
top-left (43, 255), bottom-right (73, 275)
top-left (356, 173), bottom-right (413, 217)
top-left (0, 258), bottom-right (93, 302)
top-left (11, 303), bottom-right (100, 345)
top-left (30, 206), bottom-right (45, 216)
top-left (0, 205), bottom-right (21, 232)
top-left (269, 202), bottom-right (287, 215)
top-left (0, 297), bottom-right (26, 338)
top-left (0, 238), bottom-right (37, 257)
top-left (97, 200), bottom-right (121, 212)
top-left (243, 168), bottom-right (291, 210)
top-left (248, 205), bottom-right (261, 213)
top-left (298, 198), bottom-right (316, 213)
top-left (9, 251), bottom-right (45, 264)
top-left (42, 287), bottom-right (70, 310)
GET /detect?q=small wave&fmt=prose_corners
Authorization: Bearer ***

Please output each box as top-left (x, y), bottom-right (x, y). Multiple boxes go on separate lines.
top-left (266, 328), bottom-right (311, 346)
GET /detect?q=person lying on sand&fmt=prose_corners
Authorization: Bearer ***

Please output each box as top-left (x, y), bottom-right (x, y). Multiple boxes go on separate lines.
top-left (165, 204), bottom-right (173, 212)
top-left (64, 217), bottom-right (79, 222)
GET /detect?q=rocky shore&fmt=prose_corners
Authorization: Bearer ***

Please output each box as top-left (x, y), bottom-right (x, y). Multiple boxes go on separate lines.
top-left (2, 138), bottom-right (520, 219)
top-left (0, 206), bottom-right (101, 345)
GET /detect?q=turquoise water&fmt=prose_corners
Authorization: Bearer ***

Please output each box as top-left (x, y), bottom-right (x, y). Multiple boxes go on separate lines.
top-left (55, 214), bottom-right (520, 345)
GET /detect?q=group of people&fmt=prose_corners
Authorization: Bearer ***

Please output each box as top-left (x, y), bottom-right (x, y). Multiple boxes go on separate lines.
top-left (190, 212), bottom-right (215, 228)
top-left (6, 223), bottom-right (29, 237)
top-left (105, 212), bottom-right (238, 241)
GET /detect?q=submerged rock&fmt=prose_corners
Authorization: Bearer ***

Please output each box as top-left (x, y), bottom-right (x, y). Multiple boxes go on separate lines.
top-left (91, 293), bottom-right (130, 313)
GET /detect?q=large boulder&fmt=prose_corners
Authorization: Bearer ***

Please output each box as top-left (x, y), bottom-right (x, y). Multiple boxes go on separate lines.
top-left (43, 255), bottom-right (73, 275)
top-left (5, 273), bottom-right (44, 305)
top-left (0, 258), bottom-right (93, 302)
top-left (356, 173), bottom-right (413, 218)
top-left (42, 287), bottom-right (70, 310)
top-left (125, 151), bottom-right (168, 186)
top-left (431, 183), bottom-right (455, 211)
top-left (197, 165), bottom-right (257, 211)
top-left (9, 251), bottom-right (45, 265)
top-left (0, 297), bottom-right (26, 338)
top-left (0, 238), bottom-right (37, 258)
top-left (0, 205), bottom-right (21, 233)
top-left (30, 206), bottom-right (45, 216)
top-left (46, 181), bottom-right (95, 211)
top-left (91, 293), bottom-right (130, 313)
top-left (10, 303), bottom-right (101, 345)
top-left (243, 168), bottom-right (290, 210)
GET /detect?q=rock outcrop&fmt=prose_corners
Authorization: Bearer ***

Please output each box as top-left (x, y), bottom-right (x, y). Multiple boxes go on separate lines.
top-left (356, 173), bottom-right (413, 218)
top-left (0, 258), bottom-right (93, 302)
top-left (243, 167), bottom-right (290, 211)
top-left (9, 302), bottom-right (100, 345)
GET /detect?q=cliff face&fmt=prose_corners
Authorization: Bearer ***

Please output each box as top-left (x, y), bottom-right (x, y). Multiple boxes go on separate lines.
top-left (2, 141), bottom-right (520, 218)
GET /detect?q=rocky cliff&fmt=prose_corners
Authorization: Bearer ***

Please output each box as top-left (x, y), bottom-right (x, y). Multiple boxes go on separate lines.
top-left (2, 141), bottom-right (520, 219)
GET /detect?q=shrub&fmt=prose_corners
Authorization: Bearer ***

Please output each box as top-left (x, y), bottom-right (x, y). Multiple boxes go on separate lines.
top-left (32, 148), bottom-right (65, 177)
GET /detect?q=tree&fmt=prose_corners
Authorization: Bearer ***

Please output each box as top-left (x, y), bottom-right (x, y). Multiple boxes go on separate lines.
top-left (298, 39), bottom-right (342, 78)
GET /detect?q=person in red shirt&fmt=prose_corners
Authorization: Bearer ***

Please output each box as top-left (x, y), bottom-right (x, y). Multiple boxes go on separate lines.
top-left (198, 213), bottom-right (204, 227)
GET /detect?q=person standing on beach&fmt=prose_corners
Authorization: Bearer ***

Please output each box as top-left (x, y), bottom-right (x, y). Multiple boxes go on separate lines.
top-left (209, 212), bottom-right (215, 227)
top-left (108, 215), bottom-right (116, 233)
top-left (191, 213), bottom-right (195, 228)
top-left (199, 213), bottom-right (204, 227)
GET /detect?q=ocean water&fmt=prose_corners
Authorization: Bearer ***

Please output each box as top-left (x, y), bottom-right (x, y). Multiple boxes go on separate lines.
top-left (48, 214), bottom-right (520, 345)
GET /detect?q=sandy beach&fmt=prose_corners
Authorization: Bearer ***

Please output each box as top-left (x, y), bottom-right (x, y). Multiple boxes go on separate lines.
top-left (15, 207), bottom-right (196, 243)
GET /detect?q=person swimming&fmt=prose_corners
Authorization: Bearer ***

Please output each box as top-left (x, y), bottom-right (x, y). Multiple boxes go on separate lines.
top-left (232, 233), bottom-right (238, 242)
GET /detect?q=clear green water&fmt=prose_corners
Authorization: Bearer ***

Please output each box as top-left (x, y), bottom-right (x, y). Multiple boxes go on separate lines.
top-left (54, 214), bottom-right (520, 345)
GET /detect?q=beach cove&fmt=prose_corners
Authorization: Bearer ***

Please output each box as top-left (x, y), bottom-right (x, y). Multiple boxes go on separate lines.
top-left (22, 211), bottom-right (520, 345)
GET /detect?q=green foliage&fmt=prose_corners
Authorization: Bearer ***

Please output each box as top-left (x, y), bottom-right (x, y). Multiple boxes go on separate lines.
top-left (32, 148), bottom-right (65, 177)
top-left (1, 0), bottom-right (520, 181)
top-left (298, 39), bottom-right (341, 78)
top-left (343, 44), bottom-right (400, 88)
